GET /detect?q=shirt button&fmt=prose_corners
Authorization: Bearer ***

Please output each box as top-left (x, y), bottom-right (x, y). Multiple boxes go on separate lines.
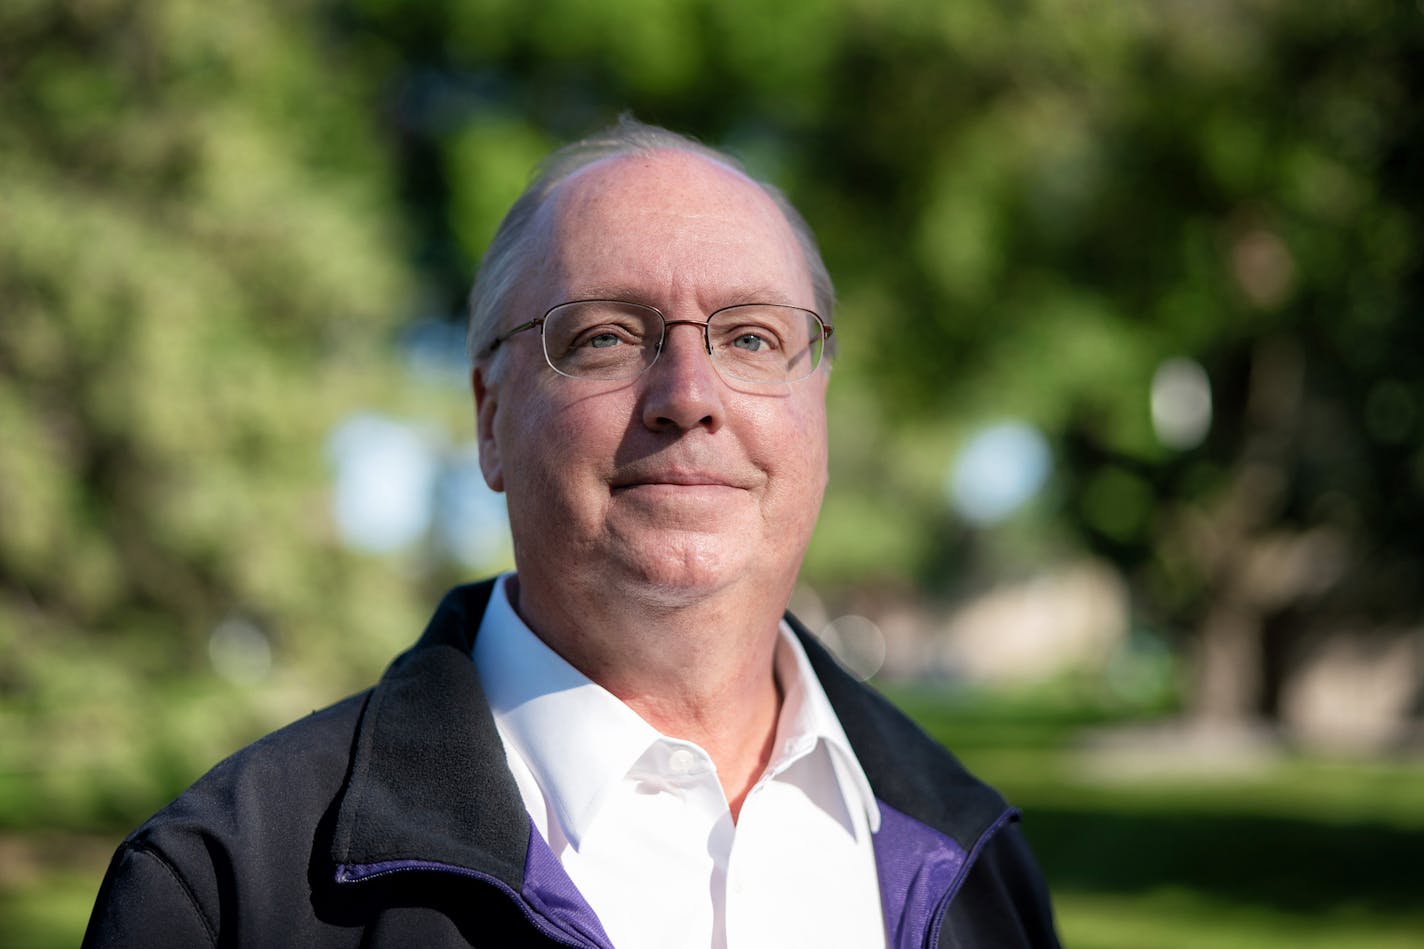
top-left (668, 748), bottom-right (696, 774)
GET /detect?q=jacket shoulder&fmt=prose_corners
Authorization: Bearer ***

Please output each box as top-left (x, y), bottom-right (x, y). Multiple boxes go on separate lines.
top-left (144, 689), bottom-right (371, 837)
top-left (83, 842), bottom-right (217, 948)
top-left (84, 691), bottom-right (373, 947)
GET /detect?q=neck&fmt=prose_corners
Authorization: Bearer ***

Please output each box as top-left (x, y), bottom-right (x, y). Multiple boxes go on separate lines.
top-left (509, 572), bottom-right (788, 819)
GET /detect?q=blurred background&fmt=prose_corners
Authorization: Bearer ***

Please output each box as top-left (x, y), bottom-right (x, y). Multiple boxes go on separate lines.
top-left (3, 0), bottom-right (1423, 945)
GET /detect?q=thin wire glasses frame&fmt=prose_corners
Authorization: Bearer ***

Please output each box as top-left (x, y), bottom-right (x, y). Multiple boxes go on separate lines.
top-left (483, 299), bottom-right (834, 385)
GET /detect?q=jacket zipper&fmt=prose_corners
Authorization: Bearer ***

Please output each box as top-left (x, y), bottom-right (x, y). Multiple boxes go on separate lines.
top-left (335, 860), bottom-right (606, 949)
top-left (923, 807), bottom-right (1020, 949)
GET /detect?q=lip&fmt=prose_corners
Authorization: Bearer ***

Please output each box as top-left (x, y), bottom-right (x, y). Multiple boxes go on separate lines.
top-left (610, 469), bottom-right (748, 491)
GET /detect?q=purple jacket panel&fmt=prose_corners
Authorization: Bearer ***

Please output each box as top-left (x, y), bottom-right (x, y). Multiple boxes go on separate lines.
top-left (508, 799), bottom-right (1017, 949)
top-left (521, 822), bottom-right (617, 949)
top-left (874, 800), bottom-right (1017, 949)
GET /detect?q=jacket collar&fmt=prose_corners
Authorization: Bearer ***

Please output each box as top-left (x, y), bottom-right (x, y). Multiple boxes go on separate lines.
top-left (787, 613), bottom-right (1010, 853)
top-left (329, 579), bottom-right (530, 889)
top-left (329, 581), bottom-right (1010, 888)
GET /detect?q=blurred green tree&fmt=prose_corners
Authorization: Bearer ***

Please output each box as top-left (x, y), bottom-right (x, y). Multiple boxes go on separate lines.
top-left (3, 2), bottom-right (1421, 833)
top-left (4, 1), bottom-right (1421, 942)
top-left (0, 0), bottom-right (424, 824)
top-left (340, 0), bottom-right (1424, 724)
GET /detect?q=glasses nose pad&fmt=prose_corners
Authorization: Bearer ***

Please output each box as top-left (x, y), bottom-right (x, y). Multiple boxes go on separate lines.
top-left (656, 319), bottom-right (716, 362)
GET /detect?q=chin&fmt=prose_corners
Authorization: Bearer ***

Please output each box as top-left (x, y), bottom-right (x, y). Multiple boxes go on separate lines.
top-left (613, 533), bottom-right (748, 607)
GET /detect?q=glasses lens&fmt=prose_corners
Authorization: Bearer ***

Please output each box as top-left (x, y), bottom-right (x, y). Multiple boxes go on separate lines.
top-left (543, 302), bottom-right (662, 380)
top-left (708, 305), bottom-right (824, 383)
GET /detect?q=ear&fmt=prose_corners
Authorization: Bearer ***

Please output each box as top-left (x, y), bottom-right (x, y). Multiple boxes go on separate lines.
top-left (472, 364), bottom-right (505, 492)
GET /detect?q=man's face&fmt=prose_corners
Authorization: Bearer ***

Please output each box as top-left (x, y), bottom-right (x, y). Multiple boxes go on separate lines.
top-left (474, 149), bottom-right (829, 609)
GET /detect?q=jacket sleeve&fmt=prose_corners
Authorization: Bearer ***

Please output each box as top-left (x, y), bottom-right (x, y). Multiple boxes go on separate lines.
top-left (82, 843), bottom-right (217, 949)
top-left (938, 823), bottom-right (1061, 949)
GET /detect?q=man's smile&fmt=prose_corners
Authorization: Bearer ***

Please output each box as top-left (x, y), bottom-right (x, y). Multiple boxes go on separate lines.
top-left (609, 466), bottom-right (755, 492)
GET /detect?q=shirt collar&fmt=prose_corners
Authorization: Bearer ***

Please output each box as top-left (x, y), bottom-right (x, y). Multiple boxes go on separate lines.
top-left (473, 573), bottom-right (880, 847)
top-left (772, 618), bottom-right (882, 833)
top-left (474, 575), bottom-right (659, 848)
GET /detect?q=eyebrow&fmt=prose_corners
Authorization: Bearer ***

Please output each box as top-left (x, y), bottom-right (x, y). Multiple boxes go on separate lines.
top-left (566, 284), bottom-right (803, 309)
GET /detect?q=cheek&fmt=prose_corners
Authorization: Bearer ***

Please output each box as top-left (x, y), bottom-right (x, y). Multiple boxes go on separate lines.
top-left (787, 388), bottom-right (830, 463)
top-left (753, 396), bottom-right (829, 497)
top-left (498, 386), bottom-right (629, 505)
top-left (494, 389), bottom-right (568, 513)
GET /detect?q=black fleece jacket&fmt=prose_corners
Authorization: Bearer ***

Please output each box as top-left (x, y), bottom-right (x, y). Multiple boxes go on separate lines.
top-left (84, 580), bottom-right (1059, 948)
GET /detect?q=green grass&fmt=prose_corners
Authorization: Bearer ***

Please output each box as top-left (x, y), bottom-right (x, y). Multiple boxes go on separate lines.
top-left (1053, 889), bottom-right (1424, 949)
top-left (890, 684), bottom-right (1424, 948)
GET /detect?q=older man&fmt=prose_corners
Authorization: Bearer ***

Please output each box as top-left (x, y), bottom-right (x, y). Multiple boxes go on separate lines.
top-left (85, 120), bottom-right (1059, 948)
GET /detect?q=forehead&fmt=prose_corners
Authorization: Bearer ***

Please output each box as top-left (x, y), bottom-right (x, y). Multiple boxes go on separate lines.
top-left (530, 150), bottom-right (815, 308)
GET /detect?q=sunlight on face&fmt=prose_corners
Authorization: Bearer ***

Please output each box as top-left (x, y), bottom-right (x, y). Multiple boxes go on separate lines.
top-left (477, 149), bottom-right (829, 609)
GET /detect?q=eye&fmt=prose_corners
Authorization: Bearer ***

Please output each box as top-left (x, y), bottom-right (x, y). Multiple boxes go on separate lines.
top-left (721, 323), bottom-right (783, 354)
top-left (711, 306), bottom-right (795, 357)
top-left (568, 322), bottom-right (642, 351)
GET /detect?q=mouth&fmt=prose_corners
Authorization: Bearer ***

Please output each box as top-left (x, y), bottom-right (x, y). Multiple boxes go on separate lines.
top-left (610, 470), bottom-right (748, 493)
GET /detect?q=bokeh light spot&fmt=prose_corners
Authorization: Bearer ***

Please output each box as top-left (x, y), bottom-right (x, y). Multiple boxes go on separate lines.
top-left (327, 414), bottom-right (439, 553)
top-left (1152, 357), bottom-right (1213, 450)
top-left (947, 421), bottom-right (1053, 526)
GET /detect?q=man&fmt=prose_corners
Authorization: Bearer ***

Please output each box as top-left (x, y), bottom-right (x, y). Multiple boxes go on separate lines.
top-left (85, 119), bottom-right (1059, 947)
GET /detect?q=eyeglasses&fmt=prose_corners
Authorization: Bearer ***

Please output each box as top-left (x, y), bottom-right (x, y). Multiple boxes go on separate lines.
top-left (485, 300), bottom-right (833, 385)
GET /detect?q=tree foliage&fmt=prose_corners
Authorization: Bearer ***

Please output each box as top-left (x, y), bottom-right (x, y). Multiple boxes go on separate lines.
top-left (335, 0), bottom-right (1424, 716)
top-left (3, 0), bottom-right (1422, 832)
top-left (0, 0), bottom-right (422, 823)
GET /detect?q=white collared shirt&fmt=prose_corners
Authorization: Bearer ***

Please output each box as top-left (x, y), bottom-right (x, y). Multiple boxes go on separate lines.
top-left (474, 574), bottom-right (886, 949)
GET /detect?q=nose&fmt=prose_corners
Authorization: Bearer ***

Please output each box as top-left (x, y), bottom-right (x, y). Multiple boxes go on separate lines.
top-left (640, 321), bottom-right (725, 433)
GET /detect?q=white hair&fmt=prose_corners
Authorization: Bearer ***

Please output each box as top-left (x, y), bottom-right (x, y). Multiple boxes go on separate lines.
top-left (465, 115), bottom-right (836, 366)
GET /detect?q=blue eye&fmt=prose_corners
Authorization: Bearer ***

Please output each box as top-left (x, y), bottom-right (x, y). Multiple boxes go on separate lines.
top-left (588, 333), bottom-right (622, 349)
top-left (732, 333), bottom-right (767, 352)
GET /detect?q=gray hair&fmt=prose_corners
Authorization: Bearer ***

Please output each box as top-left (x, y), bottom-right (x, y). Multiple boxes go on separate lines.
top-left (465, 116), bottom-right (836, 365)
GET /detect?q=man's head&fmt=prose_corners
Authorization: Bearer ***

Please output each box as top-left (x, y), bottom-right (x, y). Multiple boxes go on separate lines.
top-left (467, 118), bottom-right (835, 364)
top-left (469, 120), bottom-right (834, 617)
